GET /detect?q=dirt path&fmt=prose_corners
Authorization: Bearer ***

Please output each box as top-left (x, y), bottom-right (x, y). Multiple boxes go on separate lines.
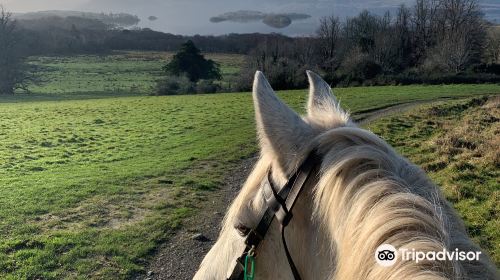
top-left (143, 157), bottom-right (256, 280)
top-left (354, 99), bottom-right (450, 125)
top-left (140, 99), bottom-right (443, 280)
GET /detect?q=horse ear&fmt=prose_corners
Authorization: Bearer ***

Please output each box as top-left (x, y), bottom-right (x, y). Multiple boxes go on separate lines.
top-left (253, 71), bottom-right (313, 172)
top-left (306, 70), bottom-right (350, 129)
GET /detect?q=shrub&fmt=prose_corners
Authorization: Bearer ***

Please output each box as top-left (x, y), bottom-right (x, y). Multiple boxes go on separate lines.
top-left (195, 79), bottom-right (220, 94)
top-left (471, 63), bottom-right (500, 75)
top-left (155, 75), bottom-right (194, 95)
top-left (155, 76), bottom-right (224, 95)
top-left (334, 53), bottom-right (383, 86)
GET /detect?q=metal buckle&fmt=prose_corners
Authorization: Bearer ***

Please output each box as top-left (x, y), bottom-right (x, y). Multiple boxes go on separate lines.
top-left (245, 229), bottom-right (263, 247)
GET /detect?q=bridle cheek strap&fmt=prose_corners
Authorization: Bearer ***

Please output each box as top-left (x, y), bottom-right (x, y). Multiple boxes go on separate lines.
top-left (262, 172), bottom-right (291, 226)
top-left (227, 150), bottom-right (321, 280)
top-left (263, 172), bottom-right (301, 279)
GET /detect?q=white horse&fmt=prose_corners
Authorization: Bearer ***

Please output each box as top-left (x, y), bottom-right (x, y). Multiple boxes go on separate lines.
top-left (193, 71), bottom-right (497, 280)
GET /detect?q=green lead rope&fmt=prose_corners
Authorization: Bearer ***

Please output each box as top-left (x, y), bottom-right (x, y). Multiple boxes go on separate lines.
top-left (244, 246), bottom-right (256, 280)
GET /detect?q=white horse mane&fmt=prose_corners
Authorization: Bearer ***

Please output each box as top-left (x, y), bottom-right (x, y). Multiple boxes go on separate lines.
top-left (194, 71), bottom-right (497, 279)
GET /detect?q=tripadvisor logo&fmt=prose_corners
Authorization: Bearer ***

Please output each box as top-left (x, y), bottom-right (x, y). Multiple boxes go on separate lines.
top-left (375, 244), bottom-right (482, 267)
top-left (375, 244), bottom-right (398, 267)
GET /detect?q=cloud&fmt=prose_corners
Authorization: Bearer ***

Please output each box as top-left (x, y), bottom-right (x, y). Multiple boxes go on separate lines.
top-left (210, 10), bottom-right (311, 28)
top-left (2, 0), bottom-right (87, 12)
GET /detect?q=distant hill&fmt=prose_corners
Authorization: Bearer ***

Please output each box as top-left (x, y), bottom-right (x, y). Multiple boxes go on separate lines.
top-left (13, 10), bottom-right (140, 28)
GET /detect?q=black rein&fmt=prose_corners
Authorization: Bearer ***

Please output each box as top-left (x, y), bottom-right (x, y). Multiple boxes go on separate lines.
top-left (227, 150), bottom-right (321, 280)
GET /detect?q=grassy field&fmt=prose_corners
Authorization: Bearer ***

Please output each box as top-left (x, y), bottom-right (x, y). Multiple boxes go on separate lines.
top-left (0, 83), bottom-right (499, 279)
top-left (26, 51), bottom-right (245, 95)
top-left (2, 50), bottom-right (500, 278)
top-left (368, 97), bottom-right (499, 265)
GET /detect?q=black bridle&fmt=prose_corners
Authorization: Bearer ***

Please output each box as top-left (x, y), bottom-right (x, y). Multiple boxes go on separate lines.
top-left (227, 150), bottom-right (322, 280)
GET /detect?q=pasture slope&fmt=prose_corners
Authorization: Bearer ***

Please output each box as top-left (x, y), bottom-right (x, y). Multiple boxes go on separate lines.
top-left (27, 51), bottom-right (244, 95)
top-left (369, 97), bottom-right (500, 265)
top-left (0, 84), bottom-right (499, 278)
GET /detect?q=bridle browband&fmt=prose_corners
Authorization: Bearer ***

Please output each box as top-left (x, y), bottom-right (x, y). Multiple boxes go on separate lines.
top-left (227, 150), bottom-right (322, 280)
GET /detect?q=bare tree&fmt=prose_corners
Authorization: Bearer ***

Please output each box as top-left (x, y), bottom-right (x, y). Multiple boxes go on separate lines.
top-left (395, 5), bottom-right (413, 68)
top-left (345, 10), bottom-right (380, 54)
top-left (429, 0), bottom-right (486, 72)
top-left (412, 0), bottom-right (439, 63)
top-left (0, 6), bottom-right (31, 94)
top-left (372, 12), bottom-right (397, 71)
top-left (293, 36), bottom-right (319, 67)
top-left (429, 31), bottom-right (474, 72)
top-left (316, 16), bottom-right (342, 72)
top-left (484, 27), bottom-right (500, 64)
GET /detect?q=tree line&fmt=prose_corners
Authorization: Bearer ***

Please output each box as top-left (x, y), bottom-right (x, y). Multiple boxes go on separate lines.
top-left (12, 15), bottom-right (291, 56)
top-left (236, 0), bottom-right (500, 90)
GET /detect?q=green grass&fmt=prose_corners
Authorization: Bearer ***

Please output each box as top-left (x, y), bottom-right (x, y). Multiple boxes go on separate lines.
top-left (2, 52), bottom-right (500, 278)
top-left (0, 94), bottom-right (258, 279)
top-left (26, 51), bottom-right (245, 95)
top-left (368, 96), bottom-right (499, 265)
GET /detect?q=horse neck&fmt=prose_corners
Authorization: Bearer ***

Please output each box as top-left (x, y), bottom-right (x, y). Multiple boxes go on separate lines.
top-left (311, 128), bottom-right (463, 279)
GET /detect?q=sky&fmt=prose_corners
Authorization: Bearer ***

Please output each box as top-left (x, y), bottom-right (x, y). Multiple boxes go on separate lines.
top-left (3, 0), bottom-right (500, 35)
